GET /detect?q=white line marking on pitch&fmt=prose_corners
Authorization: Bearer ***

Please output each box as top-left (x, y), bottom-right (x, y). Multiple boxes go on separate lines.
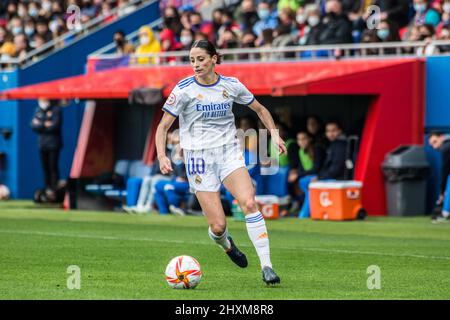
top-left (1, 229), bottom-right (449, 261)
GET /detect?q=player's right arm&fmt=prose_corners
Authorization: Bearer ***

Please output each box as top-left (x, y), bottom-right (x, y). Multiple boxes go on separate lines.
top-left (156, 83), bottom-right (187, 174)
top-left (156, 112), bottom-right (176, 174)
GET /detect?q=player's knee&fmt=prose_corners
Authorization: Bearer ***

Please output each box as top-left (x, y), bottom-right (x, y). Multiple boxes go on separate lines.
top-left (210, 222), bottom-right (227, 236)
top-left (242, 198), bottom-right (258, 214)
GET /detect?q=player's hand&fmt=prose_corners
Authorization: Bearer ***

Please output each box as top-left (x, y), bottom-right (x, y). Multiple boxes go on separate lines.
top-left (272, 134), bottom-right (287, 155)
top-left (159, 156), bottom-right (173, 175)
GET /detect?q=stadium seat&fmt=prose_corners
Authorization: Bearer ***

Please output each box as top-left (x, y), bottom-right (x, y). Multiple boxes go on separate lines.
top-left (85, 159), bottom-right (130, 195)
top-left (124, 161), bottom-right (152, 206)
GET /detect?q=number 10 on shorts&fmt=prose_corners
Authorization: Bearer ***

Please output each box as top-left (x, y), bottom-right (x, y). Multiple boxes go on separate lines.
top-left (187, 157), bottom-right (206, 175)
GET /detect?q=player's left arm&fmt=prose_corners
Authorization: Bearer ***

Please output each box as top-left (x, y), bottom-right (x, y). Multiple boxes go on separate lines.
top-left (248, 99), bottom-right (287, 155)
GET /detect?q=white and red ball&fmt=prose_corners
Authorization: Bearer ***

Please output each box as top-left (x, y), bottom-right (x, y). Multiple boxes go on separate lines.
top-left (0, 185), bottom-right (10, 200)
top-left (165, 255), bottom-right (202, 289)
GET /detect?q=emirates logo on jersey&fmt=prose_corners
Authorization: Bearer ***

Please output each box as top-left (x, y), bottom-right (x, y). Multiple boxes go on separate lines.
top-left (222, 90), bottom-right (229, 99)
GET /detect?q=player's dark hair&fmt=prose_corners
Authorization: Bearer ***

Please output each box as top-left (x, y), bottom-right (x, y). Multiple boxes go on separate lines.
top-left (429, 130), bottom-right (445, 137)
top-left (190, 40), bottom-right (222, 64)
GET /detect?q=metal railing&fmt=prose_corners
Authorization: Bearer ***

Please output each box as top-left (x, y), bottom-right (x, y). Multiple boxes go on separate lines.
top-left (88, 40), bottom-right (450, 67)
top-left (0, 0), bottom-right (157, 69)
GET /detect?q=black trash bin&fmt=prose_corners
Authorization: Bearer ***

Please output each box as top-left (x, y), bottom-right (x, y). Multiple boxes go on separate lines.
top-left (382, 145), bottom-right (430, 216)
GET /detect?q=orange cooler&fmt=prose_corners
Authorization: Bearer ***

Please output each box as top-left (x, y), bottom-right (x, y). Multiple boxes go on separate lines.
top-left (255, 195), bottom-right (280, 220)
top-left (309, 181), bottom-right (364, 221)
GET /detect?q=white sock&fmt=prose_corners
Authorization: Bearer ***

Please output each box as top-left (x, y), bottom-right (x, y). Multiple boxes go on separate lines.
top-left (245, 211), bottom-right (272, 269)
top-left (208, 227), bottom-right (231, 251)
top-left (443, 211), bottom-right (449, 218)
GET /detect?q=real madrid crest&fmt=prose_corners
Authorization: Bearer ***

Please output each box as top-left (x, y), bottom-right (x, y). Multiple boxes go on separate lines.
top-left (195, 175), bottom-right (202, 184)
top-left (222, 90), bottom-right (229, 99)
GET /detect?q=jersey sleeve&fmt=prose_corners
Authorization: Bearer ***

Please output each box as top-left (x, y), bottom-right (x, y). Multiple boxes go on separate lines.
top-left (162, 85), bottom-right (185, 117)
top-left (234, 79), bottom-right (255, 106)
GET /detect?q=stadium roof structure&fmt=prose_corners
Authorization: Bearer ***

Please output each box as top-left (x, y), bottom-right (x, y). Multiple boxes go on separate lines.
top-left (1, 58), bottom-right (425, 216)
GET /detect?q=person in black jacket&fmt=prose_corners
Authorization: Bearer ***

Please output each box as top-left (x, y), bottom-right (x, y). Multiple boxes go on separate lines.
top-left (319, 0), bottom-right (353, 45)
top-left (428, 131), bottom-right (450, 222)
top-left (30, 98), bottom-right (62, 199)
top-left (297, 121), bottom-right (347, 218)
top-left (318, 121), bottom-right (348, 180)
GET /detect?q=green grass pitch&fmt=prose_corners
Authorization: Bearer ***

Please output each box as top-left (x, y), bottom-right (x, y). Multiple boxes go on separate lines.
top-left (0, 201), bottom-right (449, 300)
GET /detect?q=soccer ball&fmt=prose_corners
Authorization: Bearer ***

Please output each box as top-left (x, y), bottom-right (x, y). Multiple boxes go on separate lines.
top-left (0, 184), bottom-right (10, 200)
top-left (165, 255), bottom-right (202, 289)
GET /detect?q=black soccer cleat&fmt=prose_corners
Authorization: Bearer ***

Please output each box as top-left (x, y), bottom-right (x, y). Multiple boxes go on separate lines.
top-left (225, 237), bottom-right (248, 268)
top-left (262, 266), bottom-right (281, 285)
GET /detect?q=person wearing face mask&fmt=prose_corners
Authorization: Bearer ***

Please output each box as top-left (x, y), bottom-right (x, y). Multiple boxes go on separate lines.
top-left (318, 0), bottom-right (353, 45)
top-left (180, 28), bottom-right (195, 53)
top-left (299, 5), bottom-right (324, 46)
top-left (253, 1), bottom-right (279, 37)
top-left (411, 0), bottom-right (441, 27)
top-left (30, 99), bottom-right (63, 201)
top-left (375, 19), bottom-right (401, 54)
top-left (113, 30), bottom-right (134, 55)
top-left (134, 26), bottom-right (161, 65)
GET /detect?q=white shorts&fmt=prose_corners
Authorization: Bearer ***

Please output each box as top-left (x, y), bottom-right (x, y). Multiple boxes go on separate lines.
top-left (183, 142), bottom-right (246, 193)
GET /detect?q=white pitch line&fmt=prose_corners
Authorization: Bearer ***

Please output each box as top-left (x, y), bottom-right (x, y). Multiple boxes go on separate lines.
top-left (1, 229), bottom-right (450, 261)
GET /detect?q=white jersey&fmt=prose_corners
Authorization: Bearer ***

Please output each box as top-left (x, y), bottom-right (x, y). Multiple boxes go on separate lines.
top-left (162, 74), bottom-right (255, 150)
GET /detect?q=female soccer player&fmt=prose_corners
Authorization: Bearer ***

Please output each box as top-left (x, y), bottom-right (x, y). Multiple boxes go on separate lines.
top-left (155, 40), bottom-right (286, 285)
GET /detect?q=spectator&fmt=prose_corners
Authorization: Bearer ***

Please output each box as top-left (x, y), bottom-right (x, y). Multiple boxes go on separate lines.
top-left (32, 34), bottom-right (46, 51)
top-left (259, 28), bottom-right (275, 61)
top-left (236, 0), bottom-right (260, 33)
top-left (375, 19), bottom-right (401, 54)
top-left (299, 5), bottom-right (324, 46)
top-left (24, 19), bottom-right (36, 39)
top-left (370, 0), bottom-right (410, 28)
top-left (160, 28), bottom-right (182, 64)
top-left (212, 8), bottom-right (225, 43)
top-left (360, 29), bottom-right (381, 55)
top-left (13, 33), bottom-right (29, 59)
top-left (194, 31), bottom-right (209, 41)
top-left (306, 115), bottom-right (327, 148)
top-left (113, 30), bottom-right (134, 55)
top-left (30, 99), bottom-right (63, 202)
top-left (217, 10), bottom-right (242, 41)
top-left (408, 0), bottom-right (441, 28)
top-left (317, 120), bottom-right (347, 180)
top-left (239, 30), bottom-right (259, 60)
top-left (416, 23), bottom-right (439, 55)
top-left (278, 0), bottom-right (302, 12)
top-left (273, 24), bottom-right (297, 58)
top-left (35, 18), bottom-right (53, 43)
top-left (288, 130), bottom-right (325, 201)
top-left (319, 0), bottom-right (353, 44)
top-left (428, 131), bottom-right (450, 223)
top-left (9, 17), bottom-right (24, 37)
top-left (253, 1), bottom-right (279, 37)
top-left (297, 120), bottom-right (347, 218)
top-left (134, 26), bottom-right (161, 65)
top-left (190, 11), bottom-right (214, 42)
top-left (437, 26), bottom-right (450, 52)
top-left (163, 6), bottom-right (183, 37)
top-left (180, 28), bottom-right (195, 51)
top-left (117, 0), bottom-right (137, 17)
